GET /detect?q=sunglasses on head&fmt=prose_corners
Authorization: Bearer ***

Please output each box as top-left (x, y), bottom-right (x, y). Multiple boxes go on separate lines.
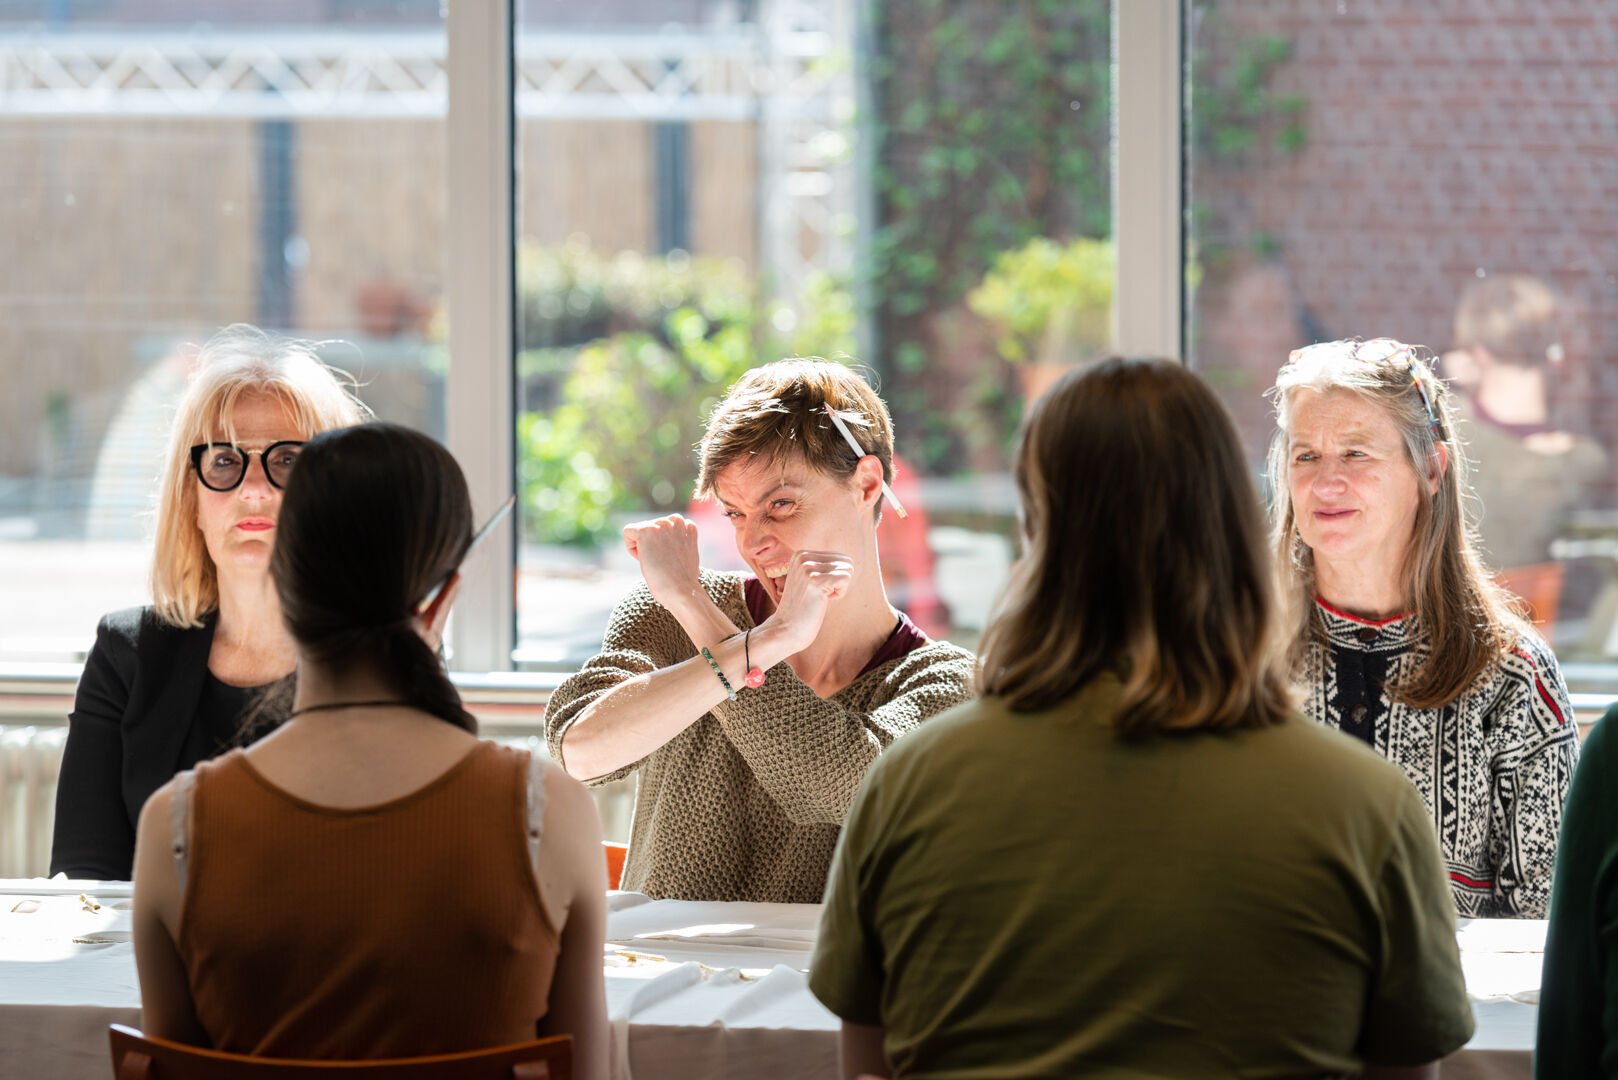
top-left (1288, 338), bottom-right (1445, 441)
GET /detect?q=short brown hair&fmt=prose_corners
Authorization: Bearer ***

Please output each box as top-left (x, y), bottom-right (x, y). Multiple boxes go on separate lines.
top-left (978, 357), bottom-right (1295, 736)
top-left (1452, 274), bottom-right (1561, 369)
top-left (696, 359), bottom-right (894, 514)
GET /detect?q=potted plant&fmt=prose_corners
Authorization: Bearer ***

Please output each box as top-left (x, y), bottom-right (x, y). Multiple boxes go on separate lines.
top-left (966, 236), bottom-right (1113, 402)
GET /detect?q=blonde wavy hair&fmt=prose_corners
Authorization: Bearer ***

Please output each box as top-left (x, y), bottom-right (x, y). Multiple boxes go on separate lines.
top-left (150, 325), bottom-right (371, 628)
top-left (1267, 338), bottom-right (1525, 708)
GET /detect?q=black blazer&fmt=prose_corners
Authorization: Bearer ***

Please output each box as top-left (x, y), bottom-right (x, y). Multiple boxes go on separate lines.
top-left (50, 606), bottom-right (217, 880)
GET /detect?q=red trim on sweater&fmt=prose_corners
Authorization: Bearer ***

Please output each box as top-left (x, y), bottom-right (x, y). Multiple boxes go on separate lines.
top-left (1313, 595), bottom-right (1415, 627)
top-left (1448, 871), bottom-right (1494, 889)
top-left (1510, 646), bottom-right (1567, 725)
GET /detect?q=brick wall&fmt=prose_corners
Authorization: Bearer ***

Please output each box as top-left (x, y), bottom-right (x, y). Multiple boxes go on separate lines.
top-left (1189, 0), bottom-right (1618, 482)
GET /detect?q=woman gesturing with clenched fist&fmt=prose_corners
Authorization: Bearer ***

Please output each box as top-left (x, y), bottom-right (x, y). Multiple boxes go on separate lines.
top-left (546, 360), bottom-right (973, 903)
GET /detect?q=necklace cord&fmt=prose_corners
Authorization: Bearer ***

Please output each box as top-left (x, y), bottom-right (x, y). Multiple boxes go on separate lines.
top-left (285, 699), bottom-right (410, 721)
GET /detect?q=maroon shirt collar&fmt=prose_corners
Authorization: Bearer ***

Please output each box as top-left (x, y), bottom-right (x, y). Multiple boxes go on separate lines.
top-left (742, 576), bottom-right (929, 679)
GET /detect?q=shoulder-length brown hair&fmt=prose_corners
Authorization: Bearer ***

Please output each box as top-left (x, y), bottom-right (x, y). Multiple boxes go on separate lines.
top-left (150, 325), bottom-right (371, 628)
top-left (978, 357), bottom-right (1294, 736)
top-left (1266, 338), bottom-right (1525, 708)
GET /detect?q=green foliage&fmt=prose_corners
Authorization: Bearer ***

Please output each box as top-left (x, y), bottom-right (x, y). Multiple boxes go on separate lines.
top-left (1188, 15), bottom-right (1310, 266)
top-left (868, 2), bottom-right (1111, 315)
top-left (769, 270), bottom-right (859, 364)
top-left (515, 242), bottom-right (756, 350)
top-left (966, 237), bottom-right (1113, 364)
top-left (515, 243), bottom-right (855, 546)
top-left (518, 323), bottom-right (746, 545)
top-left (1192, 31), bottom-right (1306, 166)
top-left (868, 0), bottom-right (1112, 473)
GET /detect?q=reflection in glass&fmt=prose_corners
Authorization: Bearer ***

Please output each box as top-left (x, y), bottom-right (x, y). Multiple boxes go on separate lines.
top-left (514, 0), bottom-right (1113, 668)
top-left (0, 3), bottom-right (447, 662)
top-left (1185, 1), bottom-right (1616, 663)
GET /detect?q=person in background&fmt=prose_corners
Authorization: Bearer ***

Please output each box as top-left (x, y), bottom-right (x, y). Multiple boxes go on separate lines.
top-left (810, 358), bottom-right (1474, 1079)
top-left (1537, 700), bottom-right (1618, 1079)
top-left (131, 422), bottom-right (607, 1075)
top-left (1444, 274), bottom-right (1604, 572)
top-left (1270, 337), bottom-right (1579, 917)
top-left (546, 358), bottom-right (974, 902)
top-left (51, 324), bottom-right (370, 880)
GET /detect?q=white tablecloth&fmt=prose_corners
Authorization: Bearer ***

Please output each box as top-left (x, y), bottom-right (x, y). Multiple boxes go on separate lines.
top-left (0, 880), bottom-right (1537, 1080)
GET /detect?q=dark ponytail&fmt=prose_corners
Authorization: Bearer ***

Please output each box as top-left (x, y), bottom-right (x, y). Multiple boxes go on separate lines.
top-left (272, 422), bottom-right (478, 733)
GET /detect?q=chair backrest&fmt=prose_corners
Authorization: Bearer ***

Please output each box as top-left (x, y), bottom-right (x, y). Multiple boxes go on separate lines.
top-left (1497, 560), bottom-right (1563, 631)
top-left (108, 1025), bottom-right (571, 1080)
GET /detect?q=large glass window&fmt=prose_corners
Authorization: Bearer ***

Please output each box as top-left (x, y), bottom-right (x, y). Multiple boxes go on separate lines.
top-left (513, 0), bottom-right (1113, 667)
top-left (0, 1), bottom-right (447, 663)
top-left (1186, 1), bottom-right (1617, 672)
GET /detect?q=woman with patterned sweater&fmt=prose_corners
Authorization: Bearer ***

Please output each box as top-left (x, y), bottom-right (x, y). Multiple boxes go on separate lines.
top-left (1269, 337), bottom-right (1580, 918)
top-left (545, 359), bottom-right (974, 903)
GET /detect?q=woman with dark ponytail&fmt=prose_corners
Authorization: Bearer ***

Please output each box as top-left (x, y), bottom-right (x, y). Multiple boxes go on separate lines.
top-left (128, 423), bottom-right (608, 1077)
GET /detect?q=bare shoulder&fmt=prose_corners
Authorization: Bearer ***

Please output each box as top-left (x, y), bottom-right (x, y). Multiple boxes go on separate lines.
top-left (541, 756), bottom-right (603, 835)
top-left (529, 755), bottom-right (605, 926)
top-left (132, 778), bottom-right (183, 931)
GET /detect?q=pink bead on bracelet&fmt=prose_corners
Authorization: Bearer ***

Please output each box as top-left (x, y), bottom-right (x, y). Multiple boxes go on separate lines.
top-left (743, 628), bottom-right (766, 689)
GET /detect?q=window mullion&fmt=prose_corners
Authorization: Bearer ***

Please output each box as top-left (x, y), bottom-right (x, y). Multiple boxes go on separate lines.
top-left (444, 0), bottom-right (517, 672)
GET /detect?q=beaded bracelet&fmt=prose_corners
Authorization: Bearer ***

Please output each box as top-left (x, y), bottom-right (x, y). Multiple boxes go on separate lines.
top-left (743, 627), bottom-right (766, 689)
top-left (700, 645), bottom-right (737, 700)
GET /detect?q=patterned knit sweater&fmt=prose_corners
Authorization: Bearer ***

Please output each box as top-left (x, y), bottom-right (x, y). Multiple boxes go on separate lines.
top-left (1300, 598), bottom-right (1580, 918)
top-left (545, 571), bottom-right (976, 903)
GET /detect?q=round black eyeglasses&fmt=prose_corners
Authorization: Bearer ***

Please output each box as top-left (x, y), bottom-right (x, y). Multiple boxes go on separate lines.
top-left (189, 441), bottom-right (306, 492)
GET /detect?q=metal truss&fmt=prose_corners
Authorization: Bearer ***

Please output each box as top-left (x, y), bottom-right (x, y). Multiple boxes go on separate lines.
top-left (0, 29), bottom-right (768, 121)
top-left (0, 32), bottom-right (449, 119)
top-left (0, 6), bottom-right (856, 300)
top-left (758, 0), bottom-right (858, 301)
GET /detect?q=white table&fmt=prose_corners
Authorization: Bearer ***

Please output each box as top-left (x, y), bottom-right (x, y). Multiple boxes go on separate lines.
top-left (0, 880), bottom-right (1538, 1080)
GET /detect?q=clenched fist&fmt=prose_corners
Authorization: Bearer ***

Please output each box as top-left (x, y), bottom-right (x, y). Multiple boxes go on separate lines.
top-left (623, 514), bottom-right (703, 611)
top-left (766, 549), bottom-right (855, 656)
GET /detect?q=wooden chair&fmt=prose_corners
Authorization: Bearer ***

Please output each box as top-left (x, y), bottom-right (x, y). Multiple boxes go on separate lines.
top-left (108, 1025), bottom-right (571, 1080)
top-left (603, 841), bottom-right (628, 890)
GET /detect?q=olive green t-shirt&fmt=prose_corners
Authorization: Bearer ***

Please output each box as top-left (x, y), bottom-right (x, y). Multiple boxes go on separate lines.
top-left (1536, 705), bottom-right (1618, 1079)
top-left (809, 677), bottom-right (1476, 1078)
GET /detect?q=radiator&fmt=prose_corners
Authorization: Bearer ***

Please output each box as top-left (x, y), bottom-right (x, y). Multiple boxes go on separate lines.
top-left (0, 726), bottom-right (630, 881)
top-left (0, 725), bottom-right (67, 879)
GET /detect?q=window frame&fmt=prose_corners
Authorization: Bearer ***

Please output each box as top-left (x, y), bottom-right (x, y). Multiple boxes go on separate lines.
top-left (442, 0), bottom-right (1185, 674)
top-left (444, 0), bottom-right (517, 673)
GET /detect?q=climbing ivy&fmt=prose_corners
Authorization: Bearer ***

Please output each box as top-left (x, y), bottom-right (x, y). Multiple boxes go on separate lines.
top-left (1187, 8), bottom-right (1309, 267)
top-left (867, 0), bottom-right (1111, 472)
top-left (866, 2), bottom-right (1306, 472)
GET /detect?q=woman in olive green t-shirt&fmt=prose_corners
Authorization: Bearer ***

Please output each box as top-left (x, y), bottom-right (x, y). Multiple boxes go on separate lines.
top-left (810, 358), bottom-right (1476, 1079)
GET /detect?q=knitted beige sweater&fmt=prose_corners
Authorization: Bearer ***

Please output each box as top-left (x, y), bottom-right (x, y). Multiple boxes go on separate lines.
top-left (546, 571), bottom-right (975, 903)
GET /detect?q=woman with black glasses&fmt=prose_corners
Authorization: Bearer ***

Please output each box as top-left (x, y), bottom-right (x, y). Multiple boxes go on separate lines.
top-left (50, 324), bottom-right (369, 880)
